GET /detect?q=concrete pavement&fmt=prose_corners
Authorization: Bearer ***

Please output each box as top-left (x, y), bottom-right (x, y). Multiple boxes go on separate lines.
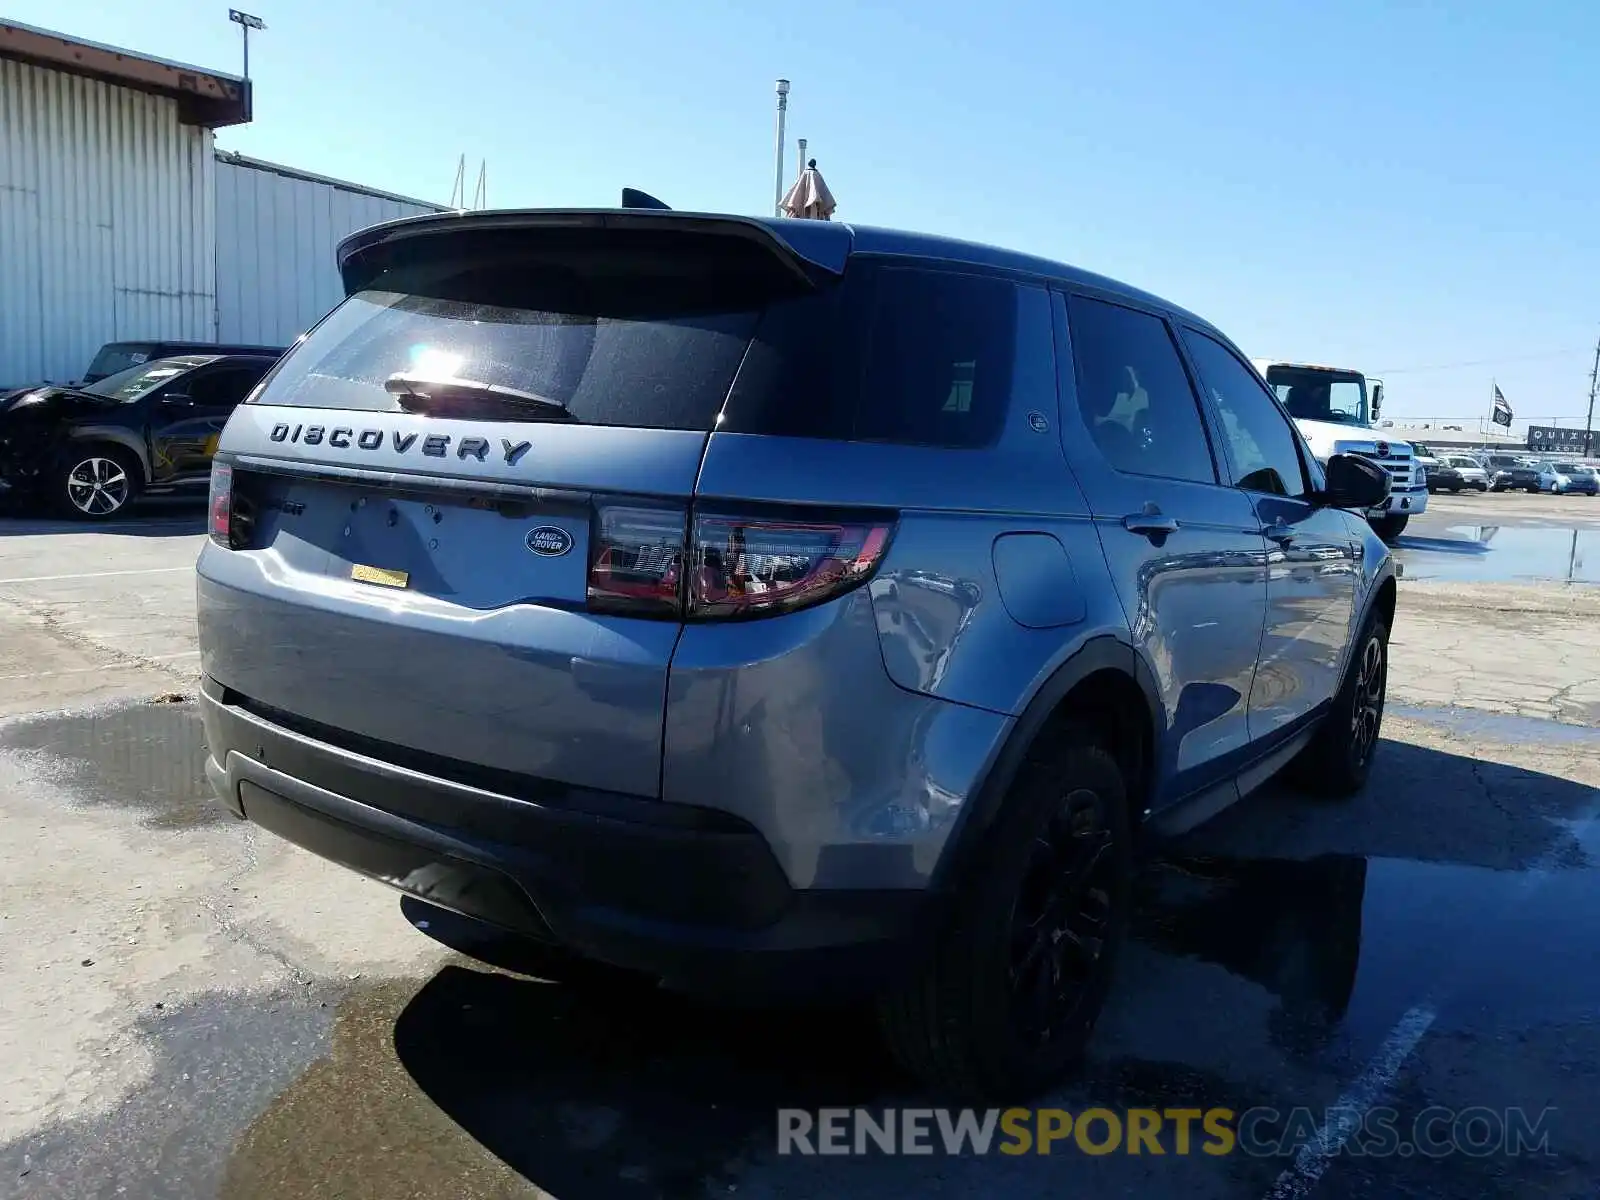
top-left (2, 494), bottom-right (1598, 1200)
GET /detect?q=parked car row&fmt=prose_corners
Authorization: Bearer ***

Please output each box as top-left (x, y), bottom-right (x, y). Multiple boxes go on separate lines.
top-left (1414, 447), bottom-right (1600, 496)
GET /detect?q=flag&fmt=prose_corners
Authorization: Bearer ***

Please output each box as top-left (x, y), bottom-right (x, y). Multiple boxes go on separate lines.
top-left (1492, 385), bottom-right (1513, 428)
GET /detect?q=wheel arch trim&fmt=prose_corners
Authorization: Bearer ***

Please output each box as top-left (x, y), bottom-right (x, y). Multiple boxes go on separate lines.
top-left (931, 634), bottom-right (1161, 892)
top-left (63, 428), bottom-right (150, 484)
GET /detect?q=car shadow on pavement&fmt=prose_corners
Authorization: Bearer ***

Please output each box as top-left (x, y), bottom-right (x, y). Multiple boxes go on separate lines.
top-left (376, 735), bottom-right (1598, 1197)
top-left (391, 959), bottom-right (895, 1197)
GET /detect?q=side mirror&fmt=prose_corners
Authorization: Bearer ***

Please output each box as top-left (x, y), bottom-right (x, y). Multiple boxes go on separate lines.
top-left (1321, 453), bottom-right (1390, 511)
top-left (1370, 381), bottom-right (1383, 419)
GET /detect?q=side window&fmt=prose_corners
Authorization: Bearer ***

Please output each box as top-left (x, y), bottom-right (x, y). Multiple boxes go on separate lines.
top-left (853, 267), bottom-right (1018, 448)
top-left (187, 367), bottom-right (267, 410)
top-left (1065, 295), bottom-right (1217, 484)
top-left (719, 261), bottom-right (1028, 446)
top-left (1181, 331), bottom-right (1310, 499)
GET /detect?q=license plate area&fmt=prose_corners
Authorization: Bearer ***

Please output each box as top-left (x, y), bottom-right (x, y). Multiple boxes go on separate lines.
top-left (260, 476), bottom-right (592, 610)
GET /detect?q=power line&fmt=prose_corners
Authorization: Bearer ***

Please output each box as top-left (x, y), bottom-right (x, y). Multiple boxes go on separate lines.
top-left (1371, 349), bottom-right (1591, 375)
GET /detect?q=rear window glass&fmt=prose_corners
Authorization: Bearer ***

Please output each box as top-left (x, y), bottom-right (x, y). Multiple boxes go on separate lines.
top-left (251, 227), bottom-right (798, 430)
top-left (255, 290), bottom-right (755, 430)
top-left (85, 344), bottom-right (154, 379)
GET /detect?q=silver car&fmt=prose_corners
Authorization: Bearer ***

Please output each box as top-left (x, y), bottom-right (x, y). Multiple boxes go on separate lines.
top-left (196, 205), bottom-right (1398, 1098)
top-left (1429, 454), bottom-right (1491, 492)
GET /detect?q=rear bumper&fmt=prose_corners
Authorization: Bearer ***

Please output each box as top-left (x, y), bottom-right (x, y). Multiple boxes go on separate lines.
top-left (199, 677), bottom-right (941, 1001)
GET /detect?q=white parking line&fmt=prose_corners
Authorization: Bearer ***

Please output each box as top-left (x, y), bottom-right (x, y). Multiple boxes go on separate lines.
top-left (0, 566), bottom-right (192, 585)
top-left (1262, 1005), bottom-right (1437, 1200)
top-left (1259, 790), bottom-right (1600, 1199)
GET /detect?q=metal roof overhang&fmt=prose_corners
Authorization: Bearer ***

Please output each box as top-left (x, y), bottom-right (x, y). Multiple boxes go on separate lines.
top-left (0, 19), bottom-right (251, 127)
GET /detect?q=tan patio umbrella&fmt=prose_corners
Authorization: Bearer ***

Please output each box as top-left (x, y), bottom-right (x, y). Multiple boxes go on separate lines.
top-left (779, 158), bottom-right (836, 220)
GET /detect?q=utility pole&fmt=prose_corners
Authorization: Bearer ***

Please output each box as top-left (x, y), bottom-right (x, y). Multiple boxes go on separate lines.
top-left (1586, 330), bottom-right (1600, 458)
top-left (773, 80), bottom-right (790, 217)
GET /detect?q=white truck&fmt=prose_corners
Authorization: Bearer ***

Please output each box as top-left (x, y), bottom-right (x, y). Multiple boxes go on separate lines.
top-left (1251, 359), bottom-right (1427, 542)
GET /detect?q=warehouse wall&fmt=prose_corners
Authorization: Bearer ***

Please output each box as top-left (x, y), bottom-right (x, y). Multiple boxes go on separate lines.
top-left (214, 156), bottom-right (441, 346)
top-left (0, 58), bottom-right (216, 388)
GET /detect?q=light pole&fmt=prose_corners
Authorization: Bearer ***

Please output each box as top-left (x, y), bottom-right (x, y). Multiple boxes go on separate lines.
top-left (773, 79), bottom-right (790, 217)
top-left (229, 10), bottom-right (266, 79)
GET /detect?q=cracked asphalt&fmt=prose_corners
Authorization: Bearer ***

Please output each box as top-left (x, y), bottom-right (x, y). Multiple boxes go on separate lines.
top-left (2, 494), bottom-right (1599, 1200)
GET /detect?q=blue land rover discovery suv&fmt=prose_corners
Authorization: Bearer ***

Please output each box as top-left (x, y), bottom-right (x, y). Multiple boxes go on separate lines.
top-left (196, 205), bottom-right (1397, 1099)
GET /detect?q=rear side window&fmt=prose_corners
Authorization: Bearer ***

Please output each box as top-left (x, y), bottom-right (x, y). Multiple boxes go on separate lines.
top-left (853, 267), bottom-right (1016, 447)
top-left (721, 263), bottom-right (1021, 448)
top-left (1065, 295), bottom-right (1217, 484)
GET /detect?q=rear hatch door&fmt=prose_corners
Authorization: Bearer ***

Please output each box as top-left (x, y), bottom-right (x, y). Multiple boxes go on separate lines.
top-left (203, 214), bottom-right (836, 799)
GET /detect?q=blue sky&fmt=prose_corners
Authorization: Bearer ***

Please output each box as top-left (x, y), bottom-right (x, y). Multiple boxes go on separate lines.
top-left (12, 0), bottom-right (1600, 422)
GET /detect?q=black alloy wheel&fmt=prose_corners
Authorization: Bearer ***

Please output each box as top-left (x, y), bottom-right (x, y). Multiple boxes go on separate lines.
top-left (1348, 631), bottom-right (1386, 774)
top-left (1007, 786), bottom-right (1117, 1047)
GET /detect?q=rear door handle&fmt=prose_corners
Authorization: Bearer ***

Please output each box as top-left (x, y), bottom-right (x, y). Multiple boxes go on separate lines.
top-left (1262, 522), bottom-right (1296, 545)
top-left (1122, 512), bottom-right (1180, 540)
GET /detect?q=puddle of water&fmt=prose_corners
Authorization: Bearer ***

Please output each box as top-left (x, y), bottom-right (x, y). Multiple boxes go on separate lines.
top-left (0, 698), bottom-right (222, 829)
top-left (1138, 851), bottom-right (1600, 1058)
top-left (1397, 525), bottom-right (1600, 584)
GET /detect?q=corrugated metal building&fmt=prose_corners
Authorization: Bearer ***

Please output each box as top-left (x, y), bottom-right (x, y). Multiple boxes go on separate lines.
top-left (215, 152), bottom-right (442, 346)
top-left (0, 21), bottom-right (444, 390)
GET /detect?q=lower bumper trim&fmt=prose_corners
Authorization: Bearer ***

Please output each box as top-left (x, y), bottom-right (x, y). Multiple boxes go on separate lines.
top-left (202, 684), bottom-right (941, 1001)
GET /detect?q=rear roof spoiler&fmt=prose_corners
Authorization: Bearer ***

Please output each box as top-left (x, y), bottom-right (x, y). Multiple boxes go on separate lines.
top-left (337, 208), bottom-right (850, 295)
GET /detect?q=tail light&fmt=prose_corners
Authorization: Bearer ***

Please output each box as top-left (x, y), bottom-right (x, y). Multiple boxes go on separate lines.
top-left (586, 500), bottom-right (894, 621)
top-left (586, 503), bottom-right (688, 617)
top-left (208, 462), bottom-right (234, 547)
top-left (207, 461), bottom-right (256, 550)
top-left (688, 511), bottom-right (894, 620)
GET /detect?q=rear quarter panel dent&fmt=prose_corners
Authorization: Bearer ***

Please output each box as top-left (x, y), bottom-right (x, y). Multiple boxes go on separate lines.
top-left (662, 590), bottom-right (1010, 889)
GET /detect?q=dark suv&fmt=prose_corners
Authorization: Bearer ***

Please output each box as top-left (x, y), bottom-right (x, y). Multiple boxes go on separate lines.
top-left (196, 207), bottom-right (1397, 1098)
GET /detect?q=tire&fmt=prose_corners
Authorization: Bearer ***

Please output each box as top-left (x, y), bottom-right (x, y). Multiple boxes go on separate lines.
top-left (1369, 515), bottom-right (1408, 542)
top-left (877, 723), bottom-right (1133, 1100)
top-left (1294, 614), bottom-right (1389, 797)
top-left (55, 444), bottom-right (141, 520)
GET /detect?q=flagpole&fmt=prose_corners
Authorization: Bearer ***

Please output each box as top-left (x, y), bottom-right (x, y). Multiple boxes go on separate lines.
top-left (1584, 332), bottom-right (1599, 459)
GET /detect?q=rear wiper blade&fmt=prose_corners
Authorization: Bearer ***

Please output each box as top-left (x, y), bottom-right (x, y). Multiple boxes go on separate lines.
top-left (384, 373), bottom-right (573, 419)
